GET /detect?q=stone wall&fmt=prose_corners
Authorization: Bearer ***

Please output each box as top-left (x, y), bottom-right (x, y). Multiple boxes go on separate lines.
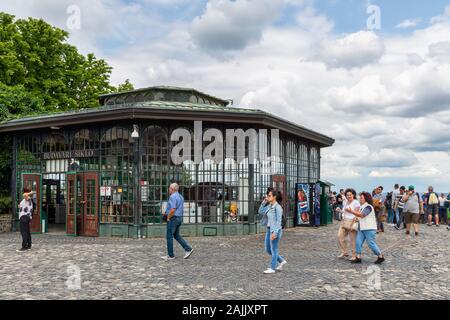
top-left (0, 214), bottom-right (12, 233)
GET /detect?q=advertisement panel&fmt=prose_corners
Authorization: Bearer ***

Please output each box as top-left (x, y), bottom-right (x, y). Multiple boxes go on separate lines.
top-left (313, 183), bottom-right (321, 226)
top-left (296, 183), bottom-right (311, 225)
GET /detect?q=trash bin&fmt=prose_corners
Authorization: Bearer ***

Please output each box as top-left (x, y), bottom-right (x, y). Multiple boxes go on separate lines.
top-left (319, 180), bottom-right (334, 225)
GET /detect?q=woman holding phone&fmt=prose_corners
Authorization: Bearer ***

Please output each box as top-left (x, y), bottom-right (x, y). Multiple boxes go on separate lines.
top-left (258, 189), bottom-right (287, 274)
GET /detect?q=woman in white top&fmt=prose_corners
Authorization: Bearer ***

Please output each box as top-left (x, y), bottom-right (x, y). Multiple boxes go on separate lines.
top-left (346, 192), bottom-right (385, 264)
top-left (337, 188), bottom-right (360, 261)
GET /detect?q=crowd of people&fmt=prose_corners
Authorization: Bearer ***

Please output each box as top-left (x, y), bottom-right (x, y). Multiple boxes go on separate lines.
top-left (17, 181), bottom-right (448, 273)
top-left (328, 185), bottom-right (450, 263)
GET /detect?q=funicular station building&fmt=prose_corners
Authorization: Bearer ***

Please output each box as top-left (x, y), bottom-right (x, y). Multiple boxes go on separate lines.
top-left (0, 86), bottom-right (334, 238)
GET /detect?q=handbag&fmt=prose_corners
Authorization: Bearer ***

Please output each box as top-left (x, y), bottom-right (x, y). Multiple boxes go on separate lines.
top-left (351, 219), bottom-right (359, 231)
top-left (341, 219), bottom-right (353, 231)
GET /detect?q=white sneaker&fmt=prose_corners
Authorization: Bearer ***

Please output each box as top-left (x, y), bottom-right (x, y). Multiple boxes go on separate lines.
top-left (276, 260), bottom-right (287, 271)
top-left (184, 249), bottom-right (194, 259)
top-left (263, 268), bottom-right (276, 274)
top-left (161, 255), bottom-right (175, 260)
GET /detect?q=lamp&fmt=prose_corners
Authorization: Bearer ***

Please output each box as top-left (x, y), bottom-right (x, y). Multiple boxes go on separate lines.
top-left (131, 124), bottom-right (139, 139)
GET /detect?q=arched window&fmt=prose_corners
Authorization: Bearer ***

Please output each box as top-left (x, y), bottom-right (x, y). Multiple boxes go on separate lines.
top-left (101, 127), bottom-right (132, 156)
top-left (43, 133), bottom-right (68, 153)
top-left (72, 129), bottom-right (99, 150)
top-left (141, 125), bottom-right (168, 164)
top-left (100, 127), bottom-right (133, 224)
top-left (309, 146), bottom-right (320, 183)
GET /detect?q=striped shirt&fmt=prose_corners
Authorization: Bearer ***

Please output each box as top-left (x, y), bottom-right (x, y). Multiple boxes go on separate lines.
top-left (396, 194), bottom-right (405, 209)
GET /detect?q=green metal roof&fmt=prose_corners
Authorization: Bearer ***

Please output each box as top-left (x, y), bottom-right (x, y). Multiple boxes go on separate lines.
top-left (0, 100), bottom-right (334, 147)
top-left (99, 86), bottom-right (230, 106)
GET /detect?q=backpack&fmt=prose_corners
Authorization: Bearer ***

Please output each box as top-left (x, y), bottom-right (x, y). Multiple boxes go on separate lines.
top-left (428, 192), bottom-right (439, 205)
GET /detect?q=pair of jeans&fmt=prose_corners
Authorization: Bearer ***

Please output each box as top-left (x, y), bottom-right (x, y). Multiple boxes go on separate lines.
top-left (265, 228), bottom-right (284, 270)
top-left (396, 208), bottom-right (405, 228)
top-left (387, 208), bottom-right (394, 223)
top-left (356, 230), bottom-right (381, 257)
top-left (166, 216), bottom-right (191, 258)
top-left (19, 215), bottom-right (32, 249)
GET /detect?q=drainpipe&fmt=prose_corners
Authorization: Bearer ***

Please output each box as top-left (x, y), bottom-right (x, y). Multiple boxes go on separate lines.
top-left (131, 124), bottom-right (141, 238)
top-left (11, 136), bottom-right (17, 232)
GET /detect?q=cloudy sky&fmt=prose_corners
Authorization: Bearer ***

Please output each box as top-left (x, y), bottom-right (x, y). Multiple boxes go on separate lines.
top-left (2, 0), bottom-right (450, 193)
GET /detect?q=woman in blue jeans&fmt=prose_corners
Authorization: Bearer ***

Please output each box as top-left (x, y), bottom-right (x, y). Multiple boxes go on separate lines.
top-left (258, 189), bottom-right (287, 274)
top-left (346, 192), bottom-right (385, 264)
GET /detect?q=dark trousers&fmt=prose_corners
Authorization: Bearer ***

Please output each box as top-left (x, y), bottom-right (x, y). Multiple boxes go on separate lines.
top-left (20, 215), bottom-right (32, 249)
top-left (166, 216), bottom-right (191, 258)
top-left (376, 210), bottom-right (384, 232)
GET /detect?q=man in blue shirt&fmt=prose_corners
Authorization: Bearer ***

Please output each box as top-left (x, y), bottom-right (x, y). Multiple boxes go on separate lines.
top-left (164, 183), bottom-right (193, 260)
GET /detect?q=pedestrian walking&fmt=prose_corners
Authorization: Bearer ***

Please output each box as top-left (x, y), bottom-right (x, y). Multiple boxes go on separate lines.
top-left (403, 185), bottom-right (424, 236)
top-left (438, 193), bottom-right (447, 226)
top-left (394, 186), bottom-right (406, 230)
top-left (17, 189), bottom-right (34, 252)
top-left (337, 188), bottom-right (360, 261)
top-left (386, 192), bottom-right (394, 224)
top-left (424, 186), bottom-right (440, 226)
top-left (373, 186), bottom-right (386, 233)
top-left (446, 192), bottom-right (450, 230)
top-left (163, 183), bottom-right (193, 260)
top-left (421, 192), bottom-right (428, 224)
top-left (258, 189), bottom-right (287, 274)
top-left (346, 192), bottom-right (385, 264)
top-left (391, 184), bottom-right (400, 224)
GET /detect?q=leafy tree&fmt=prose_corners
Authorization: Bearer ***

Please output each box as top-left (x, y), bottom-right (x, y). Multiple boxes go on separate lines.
top-left (0, 12), bottom-right (134, 197)
top-left (116, 79), bottom-right (134, 92)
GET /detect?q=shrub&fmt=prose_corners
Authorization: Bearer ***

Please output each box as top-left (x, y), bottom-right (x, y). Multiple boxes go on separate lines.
top-left (0, 196), bottom-right (12, 215)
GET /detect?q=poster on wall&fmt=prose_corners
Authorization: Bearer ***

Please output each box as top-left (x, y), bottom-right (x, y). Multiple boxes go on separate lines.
top-left (296, 183), bottom-right (311, 225)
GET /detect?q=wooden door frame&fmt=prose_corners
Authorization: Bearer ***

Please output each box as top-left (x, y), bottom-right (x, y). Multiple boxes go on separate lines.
top-left (81, 172), bottom-right (99, 237)
top-left (66, 172), bottom-right (99, 237)
top-left (66, 173), bottom-right (78, 236)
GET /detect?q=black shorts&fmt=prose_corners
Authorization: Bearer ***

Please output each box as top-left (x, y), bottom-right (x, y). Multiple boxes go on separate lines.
top-left (427, 204), bottom-right (439, 215)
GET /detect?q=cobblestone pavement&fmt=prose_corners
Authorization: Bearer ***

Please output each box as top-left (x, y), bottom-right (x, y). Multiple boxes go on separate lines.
top-left (0, 223), bottom-right (449, 300)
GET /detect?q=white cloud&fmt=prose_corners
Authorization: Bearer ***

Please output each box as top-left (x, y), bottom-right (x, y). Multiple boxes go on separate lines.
top-left (189, 0), bottom-right (282, 51)
top-left (316, 31), bottom-right (384, 68)
top-left (1, 1), bottom-right (450, 191)
top-left (396, 18), bottom-right (421, 29)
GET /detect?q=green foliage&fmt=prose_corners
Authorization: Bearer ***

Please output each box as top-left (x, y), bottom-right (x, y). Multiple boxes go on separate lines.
top-left (116, 79), bottom-right (134, 93)
top-left (0, 83), bottom-right (45, 121)
top-left (0, 196), bottom-right (12, 214)
top-left (0, 12), bottom-right (134, 197)
top-left (0, 135), bottom-right (11, 196)
top-left (0, 12), bottom-right (118, 113)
